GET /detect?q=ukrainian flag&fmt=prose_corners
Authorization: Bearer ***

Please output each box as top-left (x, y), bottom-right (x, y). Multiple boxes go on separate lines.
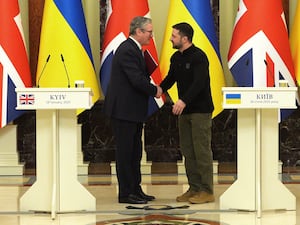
top-left (160, 0), bottom-right (226, 118)
top-left (290, 0), bottom-right (300, 87)
top-left (36, 0), bottom-right (100, 105)
top-left (225, 94), bottom-right (241, 105)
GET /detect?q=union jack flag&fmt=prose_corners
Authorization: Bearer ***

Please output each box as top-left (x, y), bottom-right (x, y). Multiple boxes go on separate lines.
top-left (100, 0), bottom-right (164, 116)
top-left (228, 0), bottom-right (296, 88)
top-left (228, 0), bottom-right (297, 119)
top-left (0, 1), bottom-right (32, 127)
top-left (19, 94), bottom-right (35, 105)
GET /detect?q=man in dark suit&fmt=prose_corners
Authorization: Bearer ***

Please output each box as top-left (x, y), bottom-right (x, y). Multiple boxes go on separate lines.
top-left (103, 16), bottom-right (162, 204)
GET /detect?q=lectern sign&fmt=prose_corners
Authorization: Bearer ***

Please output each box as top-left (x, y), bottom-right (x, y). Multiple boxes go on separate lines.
top-left (15, 88), bottom-right (93, 110)
top-left (222, 87), bottom-right (297, 109)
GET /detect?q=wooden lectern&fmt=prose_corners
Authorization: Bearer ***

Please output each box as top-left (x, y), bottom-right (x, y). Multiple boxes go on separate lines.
top-left (15, 88), bottom-right (96, 219)
top-left (220, 87), bottom-right (297, 216)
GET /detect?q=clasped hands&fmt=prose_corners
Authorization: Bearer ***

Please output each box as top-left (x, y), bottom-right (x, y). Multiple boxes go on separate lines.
top-left (155, 85), bottom-right (163, 98)
top-left (155, 85), bottom-right (186, 115)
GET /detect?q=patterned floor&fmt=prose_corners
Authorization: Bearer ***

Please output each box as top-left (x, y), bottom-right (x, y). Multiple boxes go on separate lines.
top-left (0, 172), bottom-right (299, 225)
top-left (96, 214), bottom-right (221, 225)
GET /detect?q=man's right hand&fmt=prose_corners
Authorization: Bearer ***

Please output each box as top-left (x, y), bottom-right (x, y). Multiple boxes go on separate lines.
top-left (155, 86), bottom-right (163, 98)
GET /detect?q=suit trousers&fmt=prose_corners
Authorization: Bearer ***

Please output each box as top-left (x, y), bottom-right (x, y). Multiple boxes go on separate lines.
top-left (178, 113), bottom-right (214, 194)
top-left (112, 118), bottom-right (143, 198)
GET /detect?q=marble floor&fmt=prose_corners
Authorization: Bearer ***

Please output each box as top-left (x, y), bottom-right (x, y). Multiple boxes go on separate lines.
top-left (0, 172), bottom-right (299, 225)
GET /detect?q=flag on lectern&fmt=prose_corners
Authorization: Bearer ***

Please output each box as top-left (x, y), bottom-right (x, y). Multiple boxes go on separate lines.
top-left (100, 0), bottom-right (164, 116)
top-left (159, 0), bottom-right (226, 118)
top-left (0, 0), bottom-right (32, 128)
top-left (228, 0), bottom-right (297, 119)
top-left (290, 1), bottom-right (300, 86)
top-left (36, 0), bottom-right (100, 105)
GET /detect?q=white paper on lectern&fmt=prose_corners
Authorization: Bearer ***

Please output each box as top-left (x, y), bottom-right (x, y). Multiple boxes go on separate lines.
top-left (222, 87), bottom-right (297, 109)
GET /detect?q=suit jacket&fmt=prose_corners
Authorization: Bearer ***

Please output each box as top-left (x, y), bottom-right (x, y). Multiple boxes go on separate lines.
top-left (103, 38), bottom-right (157, 122)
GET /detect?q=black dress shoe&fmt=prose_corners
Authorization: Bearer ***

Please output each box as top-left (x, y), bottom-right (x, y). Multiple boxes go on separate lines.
top-left (119, 194), bottom-right (148, 204)
top-left (137, 191), bottom-right (155, 201)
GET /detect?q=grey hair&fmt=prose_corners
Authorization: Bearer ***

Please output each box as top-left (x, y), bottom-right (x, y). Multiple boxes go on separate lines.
top-left (129, 16), bottom-right (152, 35)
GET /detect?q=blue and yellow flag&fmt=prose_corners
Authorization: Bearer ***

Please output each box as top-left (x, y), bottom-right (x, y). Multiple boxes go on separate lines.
top-left (290, 0), bottom-right (300, 87)
top-left (36, 0), bottom-right (100, 105)
top-left (160, 0), bottom-right (225, 118)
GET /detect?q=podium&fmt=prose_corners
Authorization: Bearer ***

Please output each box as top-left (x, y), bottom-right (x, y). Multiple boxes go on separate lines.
top-left (220, 87), bottom-right (297, 215)
top-left (15, 88), bottom-right (96, 219)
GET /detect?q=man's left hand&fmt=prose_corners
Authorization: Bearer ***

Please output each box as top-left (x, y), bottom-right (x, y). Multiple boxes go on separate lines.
top-left (172, 99), bottom-right (186, 115)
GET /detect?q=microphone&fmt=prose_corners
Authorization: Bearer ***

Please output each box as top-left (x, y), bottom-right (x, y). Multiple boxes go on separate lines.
top-left (60, 54), bottom-right (70, 88)
top-left (37, 54), bottom-right (51, 88)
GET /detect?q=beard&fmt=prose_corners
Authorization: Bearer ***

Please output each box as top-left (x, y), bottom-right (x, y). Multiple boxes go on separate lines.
top-left (172, 41), bottom-right (182, 50)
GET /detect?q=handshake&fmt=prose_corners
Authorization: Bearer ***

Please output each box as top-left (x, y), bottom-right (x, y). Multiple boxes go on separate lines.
top-left (154, 85), bottom-right (186, 115)
top-left (155, 85), bottom-right (163, 98)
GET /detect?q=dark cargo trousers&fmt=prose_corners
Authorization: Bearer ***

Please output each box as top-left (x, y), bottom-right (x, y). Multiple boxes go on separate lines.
top-left (178, 113), bottom-right (214, 194)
